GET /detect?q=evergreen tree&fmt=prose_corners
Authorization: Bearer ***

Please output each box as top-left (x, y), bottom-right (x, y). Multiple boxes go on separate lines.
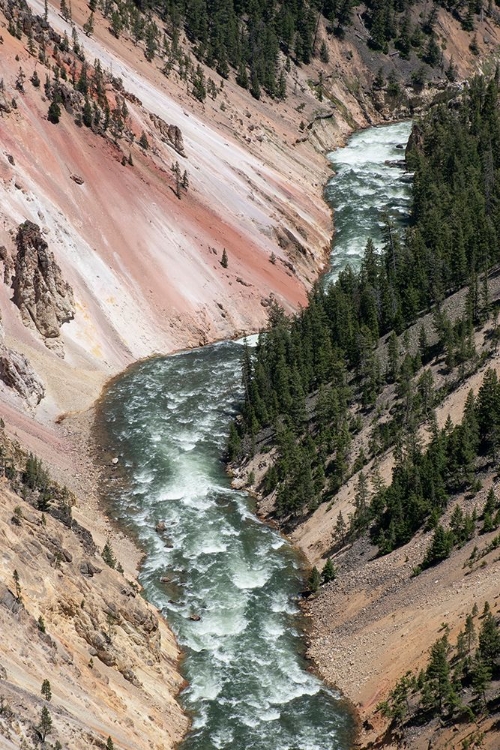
top-left (102, 540), bottom-right (116, 569)
top-left (478, 610), bottom-right (500, 669)
top-left (308, 566), bottom-right (321, 592)
top-left (47, 99), bottom-right (61, 124)
top-left (422, 636), bottom-right (456, 715)
top-left (322, 558), bottom-right (337, 583)
top-left (471, 655), bottom-right (491, 708)
top-left (422, 525), bottom-right (453, 568)
top-left (38, 706), bottom-right (52, 742)
top-left (41, 679), bottom-right (52, 701)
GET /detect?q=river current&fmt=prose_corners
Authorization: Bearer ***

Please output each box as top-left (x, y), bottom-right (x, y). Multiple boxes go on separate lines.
top-left (98, 122), bottom-right (412, 750)
top-left (324, 121), bottom-right (413, 282)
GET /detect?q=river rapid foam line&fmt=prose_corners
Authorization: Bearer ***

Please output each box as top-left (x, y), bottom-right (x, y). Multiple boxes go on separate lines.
top-left (97, 121), bottom-right (412, 749)
top-left (324, 121), bottom-right (413, 282)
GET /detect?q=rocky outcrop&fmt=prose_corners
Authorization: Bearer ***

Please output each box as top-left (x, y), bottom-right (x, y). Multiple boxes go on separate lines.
top-left (12, 221), bottom-right (75, 345)
top-left (0, 346), bottom-right (45, 406)
top-left (149, 113), bottom-right (186, 157)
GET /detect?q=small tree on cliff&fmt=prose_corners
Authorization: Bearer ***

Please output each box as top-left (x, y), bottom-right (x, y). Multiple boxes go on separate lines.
top-left (41, 679), bottom-right (52, 701)
top-left (221, 248), bottom-right (228, 268)
top-left (102, 540), bottom-right (116, 569)
top-left (38, 706), bottom-right (52, 742)
top-left (308, 566), bottom-right (321, 593)
top-left (322, 558), bottom-right (337, 583)
top-left (47, 98), bottom-right (61, 124)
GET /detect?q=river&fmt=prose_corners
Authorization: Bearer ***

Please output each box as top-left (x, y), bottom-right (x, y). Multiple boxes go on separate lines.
top-left (324, 121), bottom-right (413, 282)
top-left (97, 121), bottom-right (412, 750)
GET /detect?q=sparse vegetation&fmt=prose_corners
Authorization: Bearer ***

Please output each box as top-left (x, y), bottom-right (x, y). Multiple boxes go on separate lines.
top-left (377, 602), bottom-right (500, 734)
top-left (37, 705), bottom-right (52, 742)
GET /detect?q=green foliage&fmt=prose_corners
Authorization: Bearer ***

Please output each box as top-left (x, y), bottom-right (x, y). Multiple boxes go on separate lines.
top-left (47, 98), bottom-right (61, 124)
top-left (21, 453), bottom-right (53, 512)
top-left (376, 671), bottom-right (414, 724)
top-left (82, 97), bottom-right (93, 128)
top-left (308, 566), bottom-right (321, 593)
top-left (322, 557), bottom-right (337, 583)
top-left (13, 569), bottom-right (21, 601)
top-left (231, 76), bottom-right (500, 554)
top-left (83, 11), bottom-right (94, 37)
top-left (220, 248), bottom-right (228, 268)
top-left (41, 679), bottom-right (52, 702)
top-left (422, 524), bottom-right (454, 569)
top-left (106, 737), bottom-right (115, 750)
top-left (102, 540), bottom-right (116, 569)
top-left (380, 603), bottom-right (499, 730)
top-left (38, 705), bottom-right (52, 741)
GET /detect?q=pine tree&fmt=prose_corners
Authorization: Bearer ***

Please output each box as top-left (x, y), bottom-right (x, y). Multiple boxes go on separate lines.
top-left (82, 97), bottom-right (92, 128)
top-left (221, 249), bottom-right (228, 268)
top-left (48, 99), bottom-right (61, 124)
top-left (478, 609), bottom-right (500, 668)
top-left (308, 566), bottom-right (321, 593)
top-left (423, 525), bottom-right (453, 568)
top-left (423, 636), bottom-right (455, 715)
top-left (471, 655), bottom-right (491, 708)
top-left (352, 471), bottom-right (370, 533)
top-left (334, 510), bottom-right (347, 546)
top-left (102, 540), bottom-right (116, 569)
top-left (41, 679), bottom-right (52, 701)
top-left (38, 706), bottom-right (52, 742)
top-left (322, 558), bottom-right (337, 583)
top-left (83, 12), bottom-right (94, 36)
top-left (13, 569), bottom-right (22, 601)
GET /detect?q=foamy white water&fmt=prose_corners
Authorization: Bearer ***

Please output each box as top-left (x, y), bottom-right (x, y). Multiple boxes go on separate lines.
top-left (324, 121), bottom-right (413, 282)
